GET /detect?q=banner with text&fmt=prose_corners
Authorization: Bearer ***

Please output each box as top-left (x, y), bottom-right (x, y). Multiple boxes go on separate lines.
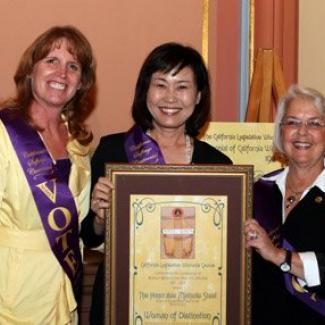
top-left (200, 122), bottom-right (282, 179)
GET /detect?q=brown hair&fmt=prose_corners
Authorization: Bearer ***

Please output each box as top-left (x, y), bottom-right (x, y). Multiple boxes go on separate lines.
top-left (3, 25), bottom-right (96, 144)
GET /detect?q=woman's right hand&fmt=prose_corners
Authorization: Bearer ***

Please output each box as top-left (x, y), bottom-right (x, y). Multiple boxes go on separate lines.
top-left (245, 218), bottom-right (281, 263)
top-left (90, 177), bottom-right (113, 235)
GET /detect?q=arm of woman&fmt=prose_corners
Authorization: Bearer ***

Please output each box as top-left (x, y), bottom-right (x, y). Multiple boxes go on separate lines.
top-left (80, 139), bottom-right (109, 247)
top-left (246, 218), bottom-right (325, 297)
top-left (0, 122), bottom-right (9, 209)
top-left (80, 134), bottom-right (124, 247)
top-left (245, 219), bottom-right (305, 279)
top-left (90, 177), bottom-right (112, 235)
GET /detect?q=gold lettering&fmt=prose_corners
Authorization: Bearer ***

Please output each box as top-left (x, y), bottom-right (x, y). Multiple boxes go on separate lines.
top-left (23, 149), bottom-right (47, 158)
top-left (36, 179), bottom-right (57, 203)
top-left (64, 250), bottom-right (78, 276)
top-left (48, 207), bottom-right (71, 231)
top-left (56, 229), bottom-right (73, 252)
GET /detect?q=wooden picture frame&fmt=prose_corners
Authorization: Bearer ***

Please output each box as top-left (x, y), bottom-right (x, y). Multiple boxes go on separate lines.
top-left (105, 164), bottom-right (253, 325)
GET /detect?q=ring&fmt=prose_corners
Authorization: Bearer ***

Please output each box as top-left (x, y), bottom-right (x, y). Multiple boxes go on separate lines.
top-left (248, 231), bottom-right (258, 240)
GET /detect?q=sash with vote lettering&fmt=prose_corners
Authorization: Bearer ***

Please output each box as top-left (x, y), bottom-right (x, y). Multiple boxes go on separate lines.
top-left (0, 108), bottom-right (82, 299)
top-left (124, 125), bottom-right (165, 163)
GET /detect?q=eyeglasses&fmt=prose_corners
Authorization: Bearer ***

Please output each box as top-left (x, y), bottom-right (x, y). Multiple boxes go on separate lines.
top-left (281, 117), bottom-right (325, 130)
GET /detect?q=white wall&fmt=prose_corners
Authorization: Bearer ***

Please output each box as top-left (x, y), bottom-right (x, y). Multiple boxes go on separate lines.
top-left (299, 0), bottom-right (325, 94)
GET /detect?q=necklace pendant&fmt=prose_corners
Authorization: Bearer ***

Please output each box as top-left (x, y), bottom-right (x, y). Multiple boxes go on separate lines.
top-left (286, 195), bottom-right (296, 209)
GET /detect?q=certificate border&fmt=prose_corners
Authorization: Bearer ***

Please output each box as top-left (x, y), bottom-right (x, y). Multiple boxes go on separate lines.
top-left (105, 164), bottom-right (253, 325)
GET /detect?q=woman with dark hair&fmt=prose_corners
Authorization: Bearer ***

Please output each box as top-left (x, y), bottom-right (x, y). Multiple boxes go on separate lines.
top-left (0, 25), bottom-right (96, 324)
top-left (80, 42), bottom-right (231, 324)
top-left (132, 42), bottom-right (211, 137)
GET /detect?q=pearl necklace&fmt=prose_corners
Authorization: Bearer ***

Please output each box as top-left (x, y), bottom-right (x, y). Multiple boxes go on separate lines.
top-left (184, 134), bottom-right (193, 164)
top-left (146, 130), bottom-right (193, 164)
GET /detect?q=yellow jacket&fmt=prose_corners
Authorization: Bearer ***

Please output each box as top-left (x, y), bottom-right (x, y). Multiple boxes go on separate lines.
top-left (0, 119), bottom-right (90, 325)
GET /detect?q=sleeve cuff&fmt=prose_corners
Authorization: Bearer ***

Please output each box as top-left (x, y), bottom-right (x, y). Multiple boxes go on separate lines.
top-left (299, 251), bottom-right (320, 287)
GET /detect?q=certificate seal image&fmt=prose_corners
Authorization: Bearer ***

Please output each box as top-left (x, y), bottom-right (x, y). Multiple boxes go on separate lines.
top-left (161, 207), bottom-right (195, 259)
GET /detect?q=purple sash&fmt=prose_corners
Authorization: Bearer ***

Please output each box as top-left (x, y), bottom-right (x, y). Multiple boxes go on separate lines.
top-left (255, 173), bottom-right (325, 316)
top-left (283, 240), bottom-right (325, 316)
top-left (0, 108), bottom-right (82, 299)
top-left (124, 125), bottom-right (165, 163)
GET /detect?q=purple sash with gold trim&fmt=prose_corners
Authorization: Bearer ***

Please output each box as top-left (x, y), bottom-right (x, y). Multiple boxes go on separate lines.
top-left (283, 240), bottom-right (325, 316)
top-left (0, 108), bottom-right (82, 299)
top-left (255, 173), bottom-right (325, 316)
top-left (124, 125), bottom-right (165, 163)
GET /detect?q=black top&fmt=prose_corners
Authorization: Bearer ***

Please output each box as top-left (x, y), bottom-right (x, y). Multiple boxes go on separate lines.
top-left (79, 132), bottom-right (232, 325)
top-left (80, 132), bottom-right (232, 247)
top-left (252, 176), bottom-right (325, 325)
top-left (56, 158), bottom-right (71, 184)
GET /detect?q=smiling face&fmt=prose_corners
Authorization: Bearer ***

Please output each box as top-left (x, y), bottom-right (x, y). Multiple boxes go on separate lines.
top-left (30, 38), bottom-right (82, 111)
top-left (146, 66), bottom-right (201, 132)
top-left (282, 98), bottom-right (325, 169)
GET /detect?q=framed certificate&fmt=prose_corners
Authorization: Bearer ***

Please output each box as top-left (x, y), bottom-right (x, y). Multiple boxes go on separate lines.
top-left (105, 164), bottom-right (253, 325)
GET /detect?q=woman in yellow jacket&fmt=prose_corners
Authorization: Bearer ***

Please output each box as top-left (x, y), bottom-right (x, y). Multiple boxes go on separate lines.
top-left (0, 25), bottom-right (96, 324)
